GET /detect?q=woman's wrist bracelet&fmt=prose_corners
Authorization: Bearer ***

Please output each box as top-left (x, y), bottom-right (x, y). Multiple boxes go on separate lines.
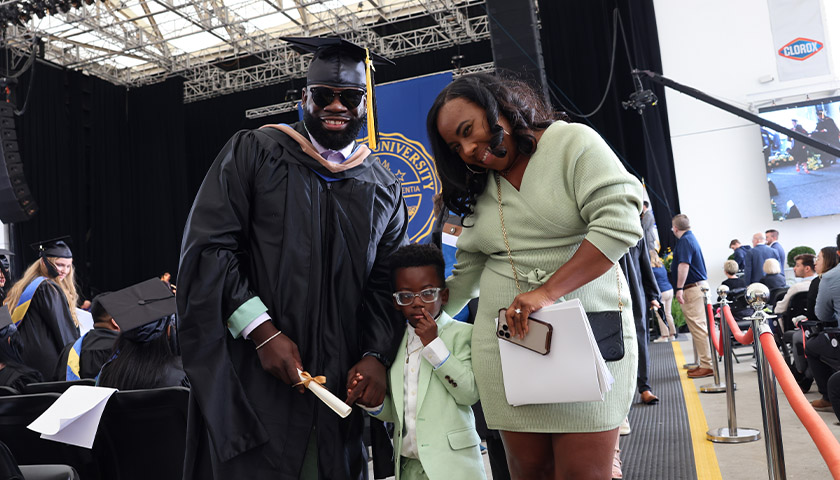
top-left (255, 330), bottom-right (283, 351)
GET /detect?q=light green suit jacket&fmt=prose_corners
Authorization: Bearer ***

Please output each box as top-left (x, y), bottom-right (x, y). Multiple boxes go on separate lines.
top-left (371, 312), bottom-right (486, 480)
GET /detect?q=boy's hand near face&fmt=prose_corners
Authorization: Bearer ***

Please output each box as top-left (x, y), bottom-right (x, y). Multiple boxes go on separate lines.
top-left (416, 307), bottom-right (438, 346)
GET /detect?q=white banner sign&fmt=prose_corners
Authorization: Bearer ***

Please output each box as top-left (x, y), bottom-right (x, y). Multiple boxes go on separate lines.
top-left (768, 0), bottom-right (830, 81)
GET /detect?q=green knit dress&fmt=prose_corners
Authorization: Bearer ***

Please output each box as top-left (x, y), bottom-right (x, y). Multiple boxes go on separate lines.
top-left (444, 121), bottom-right (644, 432)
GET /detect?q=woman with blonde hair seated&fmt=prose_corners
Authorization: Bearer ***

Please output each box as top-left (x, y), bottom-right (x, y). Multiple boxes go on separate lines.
top-left (760, 258), bottom-right (787, 290)
top-left (3, 238), bottom-right (79, 380)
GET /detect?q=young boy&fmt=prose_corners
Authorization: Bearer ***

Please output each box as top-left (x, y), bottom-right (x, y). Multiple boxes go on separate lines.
top-left (352, 243), bottom-right (486, 480)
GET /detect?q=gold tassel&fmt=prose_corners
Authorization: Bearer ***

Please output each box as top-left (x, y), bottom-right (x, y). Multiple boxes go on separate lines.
top-left (364, 47), bottom-right (377, 150)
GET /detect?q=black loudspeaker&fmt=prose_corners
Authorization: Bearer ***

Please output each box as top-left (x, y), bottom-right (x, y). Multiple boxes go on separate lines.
top-left (0, 103), bottom-right (37, 223)
top-left (485, 0), bottom-right (549, 97)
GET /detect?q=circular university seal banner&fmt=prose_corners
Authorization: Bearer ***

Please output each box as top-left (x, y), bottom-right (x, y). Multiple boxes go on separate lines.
top-left (361, 132), bottom-right (440, 243)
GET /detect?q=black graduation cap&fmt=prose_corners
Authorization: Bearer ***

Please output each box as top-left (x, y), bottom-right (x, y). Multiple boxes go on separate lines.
top-left (30, 236), bottom-right (72, 258)
top-left (281, 36), bottom-right (394, 150)
top-left (98, 278), bottom-right (175, 332)
top-left (0, 307), bottom-right (11, 330)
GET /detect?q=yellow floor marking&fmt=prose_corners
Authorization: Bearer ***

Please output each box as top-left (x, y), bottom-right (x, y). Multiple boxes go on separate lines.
top-left (673, 342), bottom-right (723, 480)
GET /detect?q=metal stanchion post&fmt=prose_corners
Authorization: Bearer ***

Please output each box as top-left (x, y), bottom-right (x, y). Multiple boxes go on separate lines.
top-left (700, 287), bottom-right (727, 393)
top-left (746, 283), bottom-right (787, 480)
top-left (707, 286), bottom-right (760, 443)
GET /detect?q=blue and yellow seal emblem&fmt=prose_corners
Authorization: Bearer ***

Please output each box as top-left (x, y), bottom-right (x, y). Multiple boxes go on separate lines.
top-left (366, 132), bottom-right (440, 243)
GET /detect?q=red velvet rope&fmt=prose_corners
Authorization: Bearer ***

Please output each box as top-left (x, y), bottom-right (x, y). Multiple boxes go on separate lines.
top-left (722, 304), bottom-right (754, 345)
top-left (706, 303), bottom-right (723, 356)
top-left (758, 331), bottom-right (840, 479)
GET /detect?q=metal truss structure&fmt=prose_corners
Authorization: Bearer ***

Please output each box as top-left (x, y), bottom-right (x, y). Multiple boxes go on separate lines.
top-left (244, 60), bottom-right (493, 119)
top-left (2, 0), bottom-right (495, 102)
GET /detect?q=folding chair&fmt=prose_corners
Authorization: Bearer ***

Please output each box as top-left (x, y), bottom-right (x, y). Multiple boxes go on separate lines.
top-left (94, 386), bottom-right (189, 480)
top-left (23, 379), bottom-right (96, 395)
top-left (0, 393), bottom-right (102, 479)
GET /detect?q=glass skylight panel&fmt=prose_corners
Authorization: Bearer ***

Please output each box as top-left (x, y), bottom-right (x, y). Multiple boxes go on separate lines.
top-left (167, 31), bottom-right (224, 53)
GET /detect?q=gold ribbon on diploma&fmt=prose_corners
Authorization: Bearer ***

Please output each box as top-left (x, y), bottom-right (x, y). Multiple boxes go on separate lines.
top-left (294, 371), bottom-right (326, 389)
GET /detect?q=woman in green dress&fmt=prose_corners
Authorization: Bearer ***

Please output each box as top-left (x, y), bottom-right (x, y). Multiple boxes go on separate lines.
top-left (427, 74), bottom-right (644, 479)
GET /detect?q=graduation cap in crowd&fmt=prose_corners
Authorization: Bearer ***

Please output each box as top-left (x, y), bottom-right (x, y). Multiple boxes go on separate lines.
top-left (98, 278), bottom-right (176, 337)
top-left (30, 236), bottom-right (73, 259)
top-left (281, 36), bottom-right (394, 150)
top-left (30, 236), bottom-right (72, 279)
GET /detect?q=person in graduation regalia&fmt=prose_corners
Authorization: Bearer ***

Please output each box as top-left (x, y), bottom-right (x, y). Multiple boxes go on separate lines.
top-left (3, 238), bottom-right (79, 380)
top-left (97, 279), bottom-right (188, 390)
top-left (177, 37), bottom-right (408, 479)
top-left (0, 249), bottom-right (15, 304)
top-left (0, 307), bottom-right (43, 392)
top-left (53, 292), bottom-right (120, 381)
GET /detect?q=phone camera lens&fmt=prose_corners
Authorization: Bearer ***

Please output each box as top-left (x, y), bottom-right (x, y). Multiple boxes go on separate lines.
top-left (502, 324), bottom-right (508, 330)
top-left (504, 332), bottom-right (510, 338)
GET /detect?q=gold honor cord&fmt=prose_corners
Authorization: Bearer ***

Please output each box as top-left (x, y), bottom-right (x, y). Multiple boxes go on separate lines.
top-left (364, 47), bottom-right (377, 150)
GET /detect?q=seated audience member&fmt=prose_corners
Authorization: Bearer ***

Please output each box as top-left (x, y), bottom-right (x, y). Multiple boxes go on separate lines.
top-left (97, 279), bottom-right (188, 390)
top-left (804, 237), bottom-right (840, 411)
top-left (53, 293), bottom-right (120, 381)
top-left (815, 234), bottom-right (840, 325)
top-left (651, 251), bottom-right (676, 342)
top-left (729, 239), bottom-right (751, 272)
top-left (721, 260), bottom-right (746, 291)
top-left (759, 258), bottom-right (786, 290)
top-left (721, 260), bottom-right (752, 320)
top-left (0, 307), bottom-right (42, 391)
top-left (775, 254), bottom-right (817, 315)
top-left (806, 247), bottom-right (840, 323)
top-left (355, 244), bottom-right (486, 480)
top-left (4, 238), bottom-right (80, 380)
top-left (745, 232), bottom-right (778, 284)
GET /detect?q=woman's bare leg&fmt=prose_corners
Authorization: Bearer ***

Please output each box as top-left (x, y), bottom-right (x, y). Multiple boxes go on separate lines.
top-left (551, 428), bottom-right (619, 480)
top-left (499, 430), bottom-right (553, 480)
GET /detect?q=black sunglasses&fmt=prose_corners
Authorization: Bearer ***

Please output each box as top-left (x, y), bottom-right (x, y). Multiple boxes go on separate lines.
top-left (309, 87), bottom-right (365, 109)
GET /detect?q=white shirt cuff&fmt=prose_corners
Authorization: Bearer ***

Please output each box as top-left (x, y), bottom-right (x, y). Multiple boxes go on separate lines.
top-left (242, 313), bottom-right (272, 340)
top-left (422, 337), bottom-right (451, 369)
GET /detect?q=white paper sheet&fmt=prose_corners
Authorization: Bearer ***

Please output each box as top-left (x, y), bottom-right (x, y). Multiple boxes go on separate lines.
top-left (498, 299), bottom-right (614, 406)
top-left (27, 385), bottom-right (117, 448)
top-left (76, 308), bottom-right (93, 335)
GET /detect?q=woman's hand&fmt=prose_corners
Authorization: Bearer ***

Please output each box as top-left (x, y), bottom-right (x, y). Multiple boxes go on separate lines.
top-left (505, 287), bottom-right (555, 339)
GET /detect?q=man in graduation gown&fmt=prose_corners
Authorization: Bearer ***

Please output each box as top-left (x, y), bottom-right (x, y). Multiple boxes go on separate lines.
top-left (53, 293), bottom-right (119, 381)
top-left (177, 37), bottom-right (408, 480)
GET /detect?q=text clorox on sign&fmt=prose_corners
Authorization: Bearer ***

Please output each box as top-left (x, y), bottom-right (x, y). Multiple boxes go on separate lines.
top-left (778, 37), bottom-right (825, 61)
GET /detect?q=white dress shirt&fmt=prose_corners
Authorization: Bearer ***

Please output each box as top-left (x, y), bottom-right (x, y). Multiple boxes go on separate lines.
top-left (362, 324), bottom-right (451, 459)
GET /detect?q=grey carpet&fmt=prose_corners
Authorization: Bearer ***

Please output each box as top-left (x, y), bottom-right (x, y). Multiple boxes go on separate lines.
top-left (621, 341), bottom-right (697, 480)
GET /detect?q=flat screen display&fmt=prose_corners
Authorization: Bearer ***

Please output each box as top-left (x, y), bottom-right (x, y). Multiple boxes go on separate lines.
top-left (759, 96), bottom-right (840, 220)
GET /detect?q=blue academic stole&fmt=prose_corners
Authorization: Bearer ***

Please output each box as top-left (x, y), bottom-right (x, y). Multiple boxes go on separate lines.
top-left (11, 276), bottom-right (47, 326)
top-left (66, 332), bottom-right (87, 381)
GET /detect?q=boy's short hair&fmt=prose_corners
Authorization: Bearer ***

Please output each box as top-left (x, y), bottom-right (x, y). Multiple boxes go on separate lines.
top-left (389, 243), bottom-right (446, 287)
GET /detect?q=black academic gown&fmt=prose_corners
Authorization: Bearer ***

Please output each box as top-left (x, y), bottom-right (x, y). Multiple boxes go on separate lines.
top-left (0, 362), bottom-right (42, 392)
top-left (53, 327), bottom-right (119, 380)
top-left (17, 279), bottom-right (79, 380)
top-left (177, 122), bottom-right (408, 480)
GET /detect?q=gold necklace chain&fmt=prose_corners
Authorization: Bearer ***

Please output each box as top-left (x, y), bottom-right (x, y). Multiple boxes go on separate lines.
top-left (495, 172), bottom-right (623, 311)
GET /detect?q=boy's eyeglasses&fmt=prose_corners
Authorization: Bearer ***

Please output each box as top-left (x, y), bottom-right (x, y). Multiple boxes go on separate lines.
top-left (392, 288), bottom-right (442, 306)
top-left (309, 87), bottom-right (365, 109)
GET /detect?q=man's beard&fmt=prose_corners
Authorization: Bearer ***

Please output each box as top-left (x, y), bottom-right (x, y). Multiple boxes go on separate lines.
top-left (303, 109), bottom-right (365, 151)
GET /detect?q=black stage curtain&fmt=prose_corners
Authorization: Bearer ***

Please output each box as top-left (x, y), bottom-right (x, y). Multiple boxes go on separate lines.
top-left (535, 0), bottom-right (680, 252)
top-left (12, 62), bottom-right (191, 298)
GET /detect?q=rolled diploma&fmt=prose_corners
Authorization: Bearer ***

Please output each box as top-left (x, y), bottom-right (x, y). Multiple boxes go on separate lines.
top-left (298, 369), bottom-right (352, 418)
